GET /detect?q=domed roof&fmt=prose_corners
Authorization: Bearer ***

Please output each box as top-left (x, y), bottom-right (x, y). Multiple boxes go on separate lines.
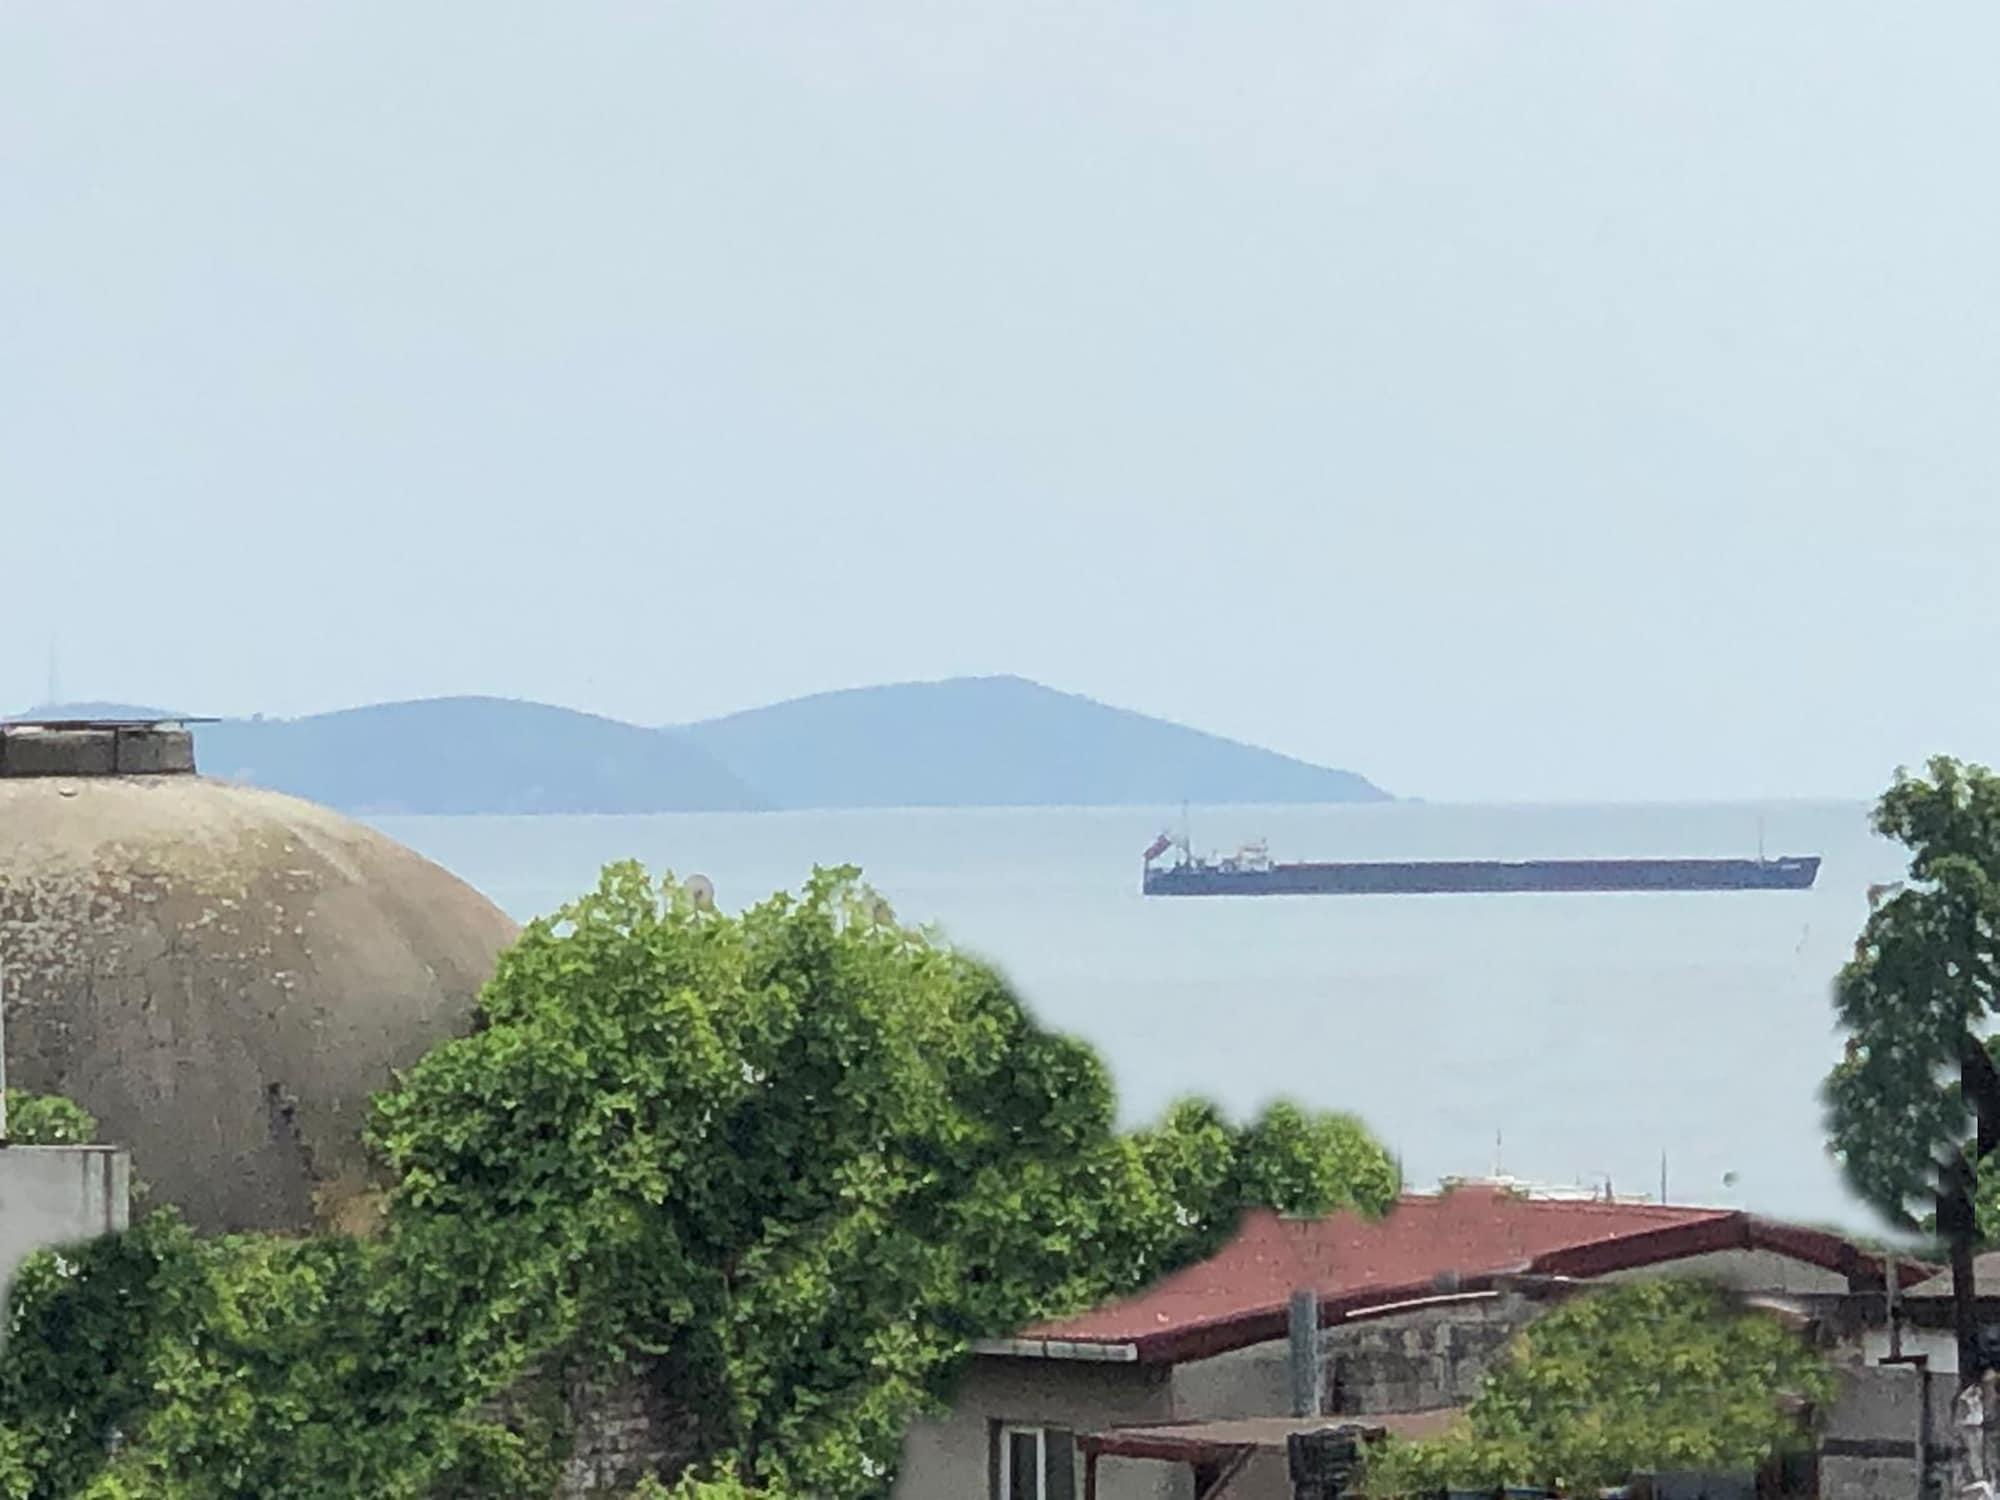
top-left (0, 748), bottom-right (517, 1232)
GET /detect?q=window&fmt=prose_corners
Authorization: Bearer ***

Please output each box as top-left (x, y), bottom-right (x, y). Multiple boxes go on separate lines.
top-left (995, 1423), bottom-right (1076, 1500)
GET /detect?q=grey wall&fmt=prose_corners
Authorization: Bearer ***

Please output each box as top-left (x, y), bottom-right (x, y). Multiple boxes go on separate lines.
top-left (894, 1355), bottom-right (1187, 1500)
top-left (1173, 1340), bottom-right (1298, 1422)
top-left (1167, 1294), bottom-right (1537, 1428)
top-left (1211, 1450), bottom-right (1292, 1500)
top-left (0, 1145), bottom-right (130, 1339)
top-left (1818, 1363), bottom-right (1953, 1500)
top-left (1322, 1293), bottom-right (1538, 1416)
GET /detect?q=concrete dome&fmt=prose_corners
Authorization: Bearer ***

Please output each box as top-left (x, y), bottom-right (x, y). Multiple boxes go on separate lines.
top-left (0, 742), bottom-right (517, 1232)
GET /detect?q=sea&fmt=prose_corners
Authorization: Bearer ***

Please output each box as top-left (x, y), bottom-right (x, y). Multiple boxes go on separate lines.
top-left (371, 799), bottom-right (1907, 1238)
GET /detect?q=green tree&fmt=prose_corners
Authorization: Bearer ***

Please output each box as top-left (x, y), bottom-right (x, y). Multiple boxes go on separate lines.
top-left (1363, 1281), bottom-right (1832, 1496)
top-left (4, 1091), bottom-right (97, 1145)
top-left (368, 863), bottom-right (1397, 1497)
top-left (0, 864), bottom-right (1397, 1500)
top-left (1824, 756), bottom-right (2000, 1385)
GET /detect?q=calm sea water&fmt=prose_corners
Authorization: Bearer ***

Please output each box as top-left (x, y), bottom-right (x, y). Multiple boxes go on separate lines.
top-left (371, 800), bottom-right (1906, 1236)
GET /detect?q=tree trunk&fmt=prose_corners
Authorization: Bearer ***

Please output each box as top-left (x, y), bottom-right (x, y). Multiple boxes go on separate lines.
top-left (1957, 1036), bottom-right (2000, 1392)
top-left (1957, 1224), bottom-right (1982, 1390)
top-left (1942, 1153), bottom-right (1982, 1391)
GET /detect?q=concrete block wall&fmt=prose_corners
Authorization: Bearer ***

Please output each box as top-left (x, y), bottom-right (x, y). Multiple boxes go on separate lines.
top-left (0, 725), bottom-right (195, 779)
top-left (1818, 1363), bottom-right (1953, 1500)
top-left (1320, 1294), bottom-right (1540, 1416)
top-left (0, 1146), bottom-right (131, 1339)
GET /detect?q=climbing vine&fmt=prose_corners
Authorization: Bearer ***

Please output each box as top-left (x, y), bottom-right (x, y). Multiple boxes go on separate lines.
top-left (0, 865), bottom-right (1399, 1499)
top-left (1361, 1280), bottom-right (1835, 1496)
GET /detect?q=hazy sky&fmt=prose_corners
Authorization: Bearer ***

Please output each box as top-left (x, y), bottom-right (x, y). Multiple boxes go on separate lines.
top-left (6, 4), bottom-right (1997, 802)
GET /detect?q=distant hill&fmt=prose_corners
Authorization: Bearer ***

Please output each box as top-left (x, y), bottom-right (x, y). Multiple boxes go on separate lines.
top-left (192, 697), bottom-right (766, 815)
top-left (677, 675), bottom-right (1388, 809)
top-left (13, 680), bottom-right (1388, 813)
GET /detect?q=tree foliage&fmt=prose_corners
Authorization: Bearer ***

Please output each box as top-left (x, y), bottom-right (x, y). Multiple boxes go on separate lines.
top-left (4, 1091), bottom-right (98, 1146)
top-left (1823, 757), bottom-right (2000, 1378)
top-left (1362, 1281), bottom-right (1832, 1496)
top-left (369, 863), bottom-right (1397, 1496)
top-left (0, 864), bottom-right (1397, 1499)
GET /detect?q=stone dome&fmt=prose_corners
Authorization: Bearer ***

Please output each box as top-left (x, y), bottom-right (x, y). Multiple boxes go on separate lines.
top-left (0, 724), bottom-right (517, 1232)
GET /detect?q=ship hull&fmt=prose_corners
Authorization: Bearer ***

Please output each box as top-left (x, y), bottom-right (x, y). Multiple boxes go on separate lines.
top-left (1142, 856), bottom-right (1821, 896)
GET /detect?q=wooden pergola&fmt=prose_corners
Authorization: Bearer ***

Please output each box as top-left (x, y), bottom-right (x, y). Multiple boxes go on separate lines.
top-left (1078, 1410), bottom-right (1466, 1500)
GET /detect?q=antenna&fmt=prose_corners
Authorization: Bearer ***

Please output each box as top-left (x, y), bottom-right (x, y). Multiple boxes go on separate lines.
top-left (45, 640), bottom-right (59, 711)
top-left (1660, 1149), bottom-right (1668, 1205)
top-left (1757, 816), bottom-right (1766, 863)
top-left (1493, 1128), bottom-right (1503, 1179)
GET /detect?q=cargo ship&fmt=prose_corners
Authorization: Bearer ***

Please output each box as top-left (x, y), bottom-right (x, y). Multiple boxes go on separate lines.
top-left (1139, 833), bottom-right (1820, 896)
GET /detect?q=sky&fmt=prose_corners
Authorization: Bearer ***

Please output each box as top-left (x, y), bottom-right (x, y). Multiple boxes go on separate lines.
top-left (5, 3), bottom-right (1998, 803)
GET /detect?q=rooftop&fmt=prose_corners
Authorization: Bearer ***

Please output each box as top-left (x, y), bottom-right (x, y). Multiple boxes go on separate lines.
top-left (1001, 1185), bottom-right (1919, 1365)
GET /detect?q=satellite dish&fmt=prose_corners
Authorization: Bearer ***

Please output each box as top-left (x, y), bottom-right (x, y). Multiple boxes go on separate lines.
top-left (686, 874), bottom-right (715, 912)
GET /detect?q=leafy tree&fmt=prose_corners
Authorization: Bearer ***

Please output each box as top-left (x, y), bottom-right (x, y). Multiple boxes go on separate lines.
top-left (1824, 757), bottom-right (2000, 1384)
top-left (369, 863), bottom-right (1396, 1497)
top-left (4, 1091), bottom-right (97, 1145)
top-left (1362, 1280), bottom-right (1832, 1496)
top-left (0, 864), bottom-right (1396, 1499)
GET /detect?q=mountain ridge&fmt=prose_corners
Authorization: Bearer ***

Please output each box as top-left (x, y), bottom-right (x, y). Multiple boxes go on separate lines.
top-left (678, 674), bottom-right (1387, 810)
top-left (15, 678), bottom-right (1389, 814)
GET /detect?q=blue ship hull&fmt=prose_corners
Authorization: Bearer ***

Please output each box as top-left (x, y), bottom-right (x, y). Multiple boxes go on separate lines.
top-left (1142, 855), bottom-right (1821, 896)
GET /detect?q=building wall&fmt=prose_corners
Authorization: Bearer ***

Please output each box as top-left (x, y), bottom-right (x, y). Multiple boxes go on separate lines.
top-left (1173, 1339), bottom-right (1296, 1421)
top-left (901, 1248), bottom-right (1865, 1498)
top-left (0, 1145), bottom-right (129, 1342)
top-left (1857, 1326), bottom-right (1956, 1375)
top-left (1316, 1250), bottom-right (1856, 1419)
top-left (894, 1355), bottom-right (1186, 1500)
top-left (1214, 1449), bottom-right (1292, 1499)
top-left (1817, 1362), bottom-right (1954, 1500)
top-left (1322, 1293), bottom-right (1537, 1416)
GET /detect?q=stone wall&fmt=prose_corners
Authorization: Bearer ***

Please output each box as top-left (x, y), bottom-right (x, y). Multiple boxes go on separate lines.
top-left (554, 1361), bottom-right (704, 1498)
top-left (1321, 1292), bottom-right (1540, 1415)
top-left (475, 1355), bottom-right (706, 1498)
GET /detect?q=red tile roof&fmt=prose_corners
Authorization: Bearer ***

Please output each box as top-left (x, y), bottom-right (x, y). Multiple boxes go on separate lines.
top-left (1014, 1186), bottom-right (1912, 1365)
